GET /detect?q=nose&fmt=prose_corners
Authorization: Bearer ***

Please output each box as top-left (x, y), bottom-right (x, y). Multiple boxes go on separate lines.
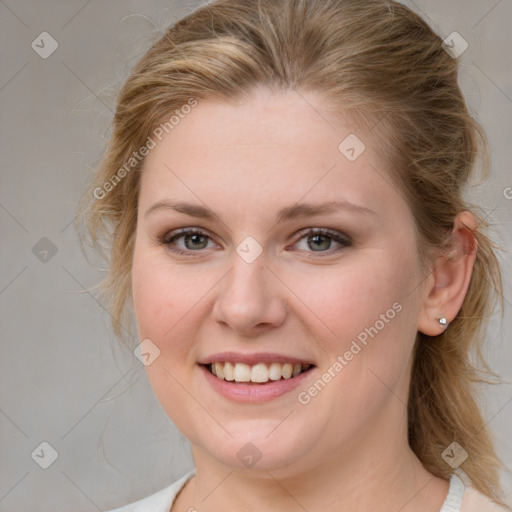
top-left (212, 252), bottom-right (287, 337)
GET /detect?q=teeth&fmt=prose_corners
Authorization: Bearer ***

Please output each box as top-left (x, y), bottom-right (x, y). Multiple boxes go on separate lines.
top-left (268, 362), bottom-right (282, 381)
top-left (251, 363), bottom-right (269, 383)
top-left (208, 361), bottom-right (311, 383)
top-left (282, 363), bottom-right (293, 379)
top-left (213, 362), bottom-right (224, 379)
top-left (234, 363), bottom-right (251, 382)
top-left (223, 362), bottom-right (235, 381)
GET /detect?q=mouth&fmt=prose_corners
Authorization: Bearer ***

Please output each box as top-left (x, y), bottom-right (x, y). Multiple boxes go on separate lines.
top-left (202, 361), bottom-right (314, 384)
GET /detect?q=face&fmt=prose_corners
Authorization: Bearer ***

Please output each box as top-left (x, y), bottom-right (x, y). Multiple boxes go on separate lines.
top-left (131, 86), bottom-right (427, 475)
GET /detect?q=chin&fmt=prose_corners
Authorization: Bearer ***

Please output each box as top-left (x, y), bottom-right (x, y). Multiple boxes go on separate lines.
top-left (189, 418), bottom-right (319, 472)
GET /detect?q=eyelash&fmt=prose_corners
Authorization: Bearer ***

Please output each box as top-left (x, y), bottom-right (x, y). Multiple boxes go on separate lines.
top-left (158, 227), bottom-right (352, 258)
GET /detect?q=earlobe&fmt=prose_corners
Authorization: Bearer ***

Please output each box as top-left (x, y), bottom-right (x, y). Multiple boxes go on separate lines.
top-left (417, 212), bottom-right (478, 336)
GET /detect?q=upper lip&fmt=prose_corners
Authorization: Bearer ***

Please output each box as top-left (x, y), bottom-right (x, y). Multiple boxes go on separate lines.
top-left (199, 352), bottom-right (315, 366)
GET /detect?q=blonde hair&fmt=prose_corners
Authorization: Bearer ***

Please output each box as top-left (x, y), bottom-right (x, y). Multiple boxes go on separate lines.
top-left (76, 0), bottom-right (507, 505)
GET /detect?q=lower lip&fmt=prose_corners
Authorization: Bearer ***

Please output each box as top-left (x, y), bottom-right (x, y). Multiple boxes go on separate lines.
top-left (199, 364), bottom-right (314, 403)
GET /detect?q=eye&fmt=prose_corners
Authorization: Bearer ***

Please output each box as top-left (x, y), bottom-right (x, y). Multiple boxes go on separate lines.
top-left (158, 227), bottom-right (351, 257)
top-left (291, 228), bottom-right (351, 256)
top-left (159, 228), bottom-right (217, 255)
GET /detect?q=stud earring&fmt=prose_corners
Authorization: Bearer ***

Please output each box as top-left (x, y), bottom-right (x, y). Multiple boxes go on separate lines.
top-left (438, 317), bottom-right (448, 328)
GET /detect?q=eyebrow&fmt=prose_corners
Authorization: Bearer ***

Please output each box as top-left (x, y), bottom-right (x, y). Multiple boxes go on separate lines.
top-left (144, 199), bottom-right (375, 224)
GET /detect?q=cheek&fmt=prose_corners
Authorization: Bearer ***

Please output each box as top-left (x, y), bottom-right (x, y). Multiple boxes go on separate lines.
top-left (132, 247), bottom-right (202, 340)
top-left (288, 250), bottom-right (418, 350)
top-left (292, 249), bottom-right (420, 403)
top-left (131, 249), bottom-right (196, 383)
top-left (131, 249), bottom-right (205, 430)
top-left (132, 260), bottom-right (172, 339)
top-left (131, 246), bottom-right (225, 389)
top-left (291, 268), bottom-right (418, 444)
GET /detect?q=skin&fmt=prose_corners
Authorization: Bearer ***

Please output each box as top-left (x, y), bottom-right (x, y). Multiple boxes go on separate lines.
top-left (131, 85), bottom-right (477, 511)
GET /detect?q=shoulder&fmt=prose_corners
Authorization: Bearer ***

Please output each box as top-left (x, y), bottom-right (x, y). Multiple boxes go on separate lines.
top-left (461, 486), bottom-right (511, 512)
top-left (106, 469), bottom-right (196, 512)
top-left (440, 473), bottom-right (510, 512)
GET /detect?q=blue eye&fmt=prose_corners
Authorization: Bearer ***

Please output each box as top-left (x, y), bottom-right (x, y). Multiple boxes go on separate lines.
top-left (160, 228), bottom-right (215, 255)
top-left (292, 228), bottom-right (351, 256)
top-left (159, 227), bottom-right (351, 257)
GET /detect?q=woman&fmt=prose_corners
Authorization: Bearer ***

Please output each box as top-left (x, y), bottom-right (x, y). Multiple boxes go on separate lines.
top-left (77, 0), bottom-right (510, 510)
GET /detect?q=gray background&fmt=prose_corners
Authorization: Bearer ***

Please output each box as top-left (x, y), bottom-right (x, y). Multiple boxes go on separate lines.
top-left (0, 1), bottom-right (511, 510)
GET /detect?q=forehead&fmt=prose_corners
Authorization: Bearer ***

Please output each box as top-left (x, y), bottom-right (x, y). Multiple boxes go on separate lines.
top-left (139, 87), bottom-right (406, 220)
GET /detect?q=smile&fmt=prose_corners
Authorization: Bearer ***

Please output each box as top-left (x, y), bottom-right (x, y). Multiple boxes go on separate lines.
top-left (207, 362), bottom-right (313, 384)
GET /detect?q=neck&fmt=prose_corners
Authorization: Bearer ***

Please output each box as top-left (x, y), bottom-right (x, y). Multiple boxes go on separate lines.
top-left (176, 403), bottom-right (449, 512)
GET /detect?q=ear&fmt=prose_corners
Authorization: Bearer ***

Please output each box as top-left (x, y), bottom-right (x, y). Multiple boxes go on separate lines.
top-left (417, 212), bottom-right (478, 336)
